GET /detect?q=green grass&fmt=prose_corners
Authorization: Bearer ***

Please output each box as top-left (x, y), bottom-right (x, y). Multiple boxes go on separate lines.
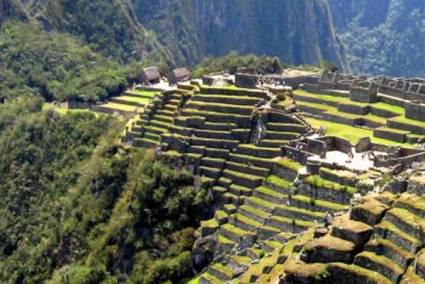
top-left (114, 95), bottom-right (151, 105)
top-left (125, 89), bottom-right (159, 98)
top-left (100, 102), bottom-right (138, 111)
top-left (390, 115), bottom-right (425, 128)
top-left (294, 89), bottom-right (348, 103)
top-left (267, 175), bottom-right (296, 190)
top-left (306, 117), bottom-right (414, 147)
top-left (372, 102), bottom-right (405, 115)
top-left (305, 175), bottom-right (357, 194)
top-left (274, 158), bottom-right (303, 172)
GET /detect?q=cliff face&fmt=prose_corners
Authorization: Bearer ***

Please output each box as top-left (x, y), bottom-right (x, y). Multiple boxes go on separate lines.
top-left (329, 0), bottom-right (425, 76)
top-left (187, 0), bottom-right (348, 69)
top-left (16, 0), bottom-right (348, 69)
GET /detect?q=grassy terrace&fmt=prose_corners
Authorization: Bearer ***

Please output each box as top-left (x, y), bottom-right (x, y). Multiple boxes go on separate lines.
top-left (114, 95), bottom-right (151, 105)
top-left (306, 117), bottom-right (414, 148)
top-left (42, 103), bottom-right (95, 116)
top-left (124, 89), bottom-right (159, 98)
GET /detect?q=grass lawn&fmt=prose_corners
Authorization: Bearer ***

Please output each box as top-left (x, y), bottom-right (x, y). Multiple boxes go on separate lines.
top-left (306, 117), bottom-right (414, 148)
top-left (125, 89), bottom-right (159, 98)
top-left (372, 102), bottom-right (405, 115)
top-left (100, 102), bottom-right (138, 112)
top-left (114, 96), bottom-right (151, 105)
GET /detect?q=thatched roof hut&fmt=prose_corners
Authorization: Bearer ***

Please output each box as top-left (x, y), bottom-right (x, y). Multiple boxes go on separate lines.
top-left (138, 66), bottom-right (161, 84)
top-left (168, 67), bottom-right (191, 84)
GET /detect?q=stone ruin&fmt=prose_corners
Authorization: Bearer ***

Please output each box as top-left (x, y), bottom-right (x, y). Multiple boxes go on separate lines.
top-left (121, 71), bottom-right (425, 283)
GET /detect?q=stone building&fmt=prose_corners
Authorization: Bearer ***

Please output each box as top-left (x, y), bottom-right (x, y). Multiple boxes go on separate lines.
top-left (168, 67), bottom-right (191, 85)
top-left (349, 80), bottom-right (378, 103)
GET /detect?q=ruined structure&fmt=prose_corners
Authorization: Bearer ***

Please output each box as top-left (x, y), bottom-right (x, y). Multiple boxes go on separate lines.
top-left (122, 69), bottom-right (425, 283)
top-left (138, 66), bottom-right (161, 84)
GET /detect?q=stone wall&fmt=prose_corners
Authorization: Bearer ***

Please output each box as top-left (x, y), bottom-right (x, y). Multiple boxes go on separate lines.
top-left (405, 102), bottom-right (425, 122)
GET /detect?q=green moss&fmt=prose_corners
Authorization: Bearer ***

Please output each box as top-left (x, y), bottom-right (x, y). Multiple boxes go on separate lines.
top-left (256, 186), bottom-right (286, 200)
top-left (329, 263), bottom-right (392, 284)
top-left (291, 194), bottom-right (347, 211)
top-left (266, 175), bottom-right (296, 190)
top-left (274, 158), bottom-right (303, 172)
top-left (356, 251), bottom-right (403, 275)
top-left (305, 175), bottom-right (357, 194)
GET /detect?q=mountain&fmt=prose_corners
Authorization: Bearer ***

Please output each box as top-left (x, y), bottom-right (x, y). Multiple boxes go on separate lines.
top-left (329, 0), bottom-right (425, 76)
top-left (14, 0), bottom-right (348, 69)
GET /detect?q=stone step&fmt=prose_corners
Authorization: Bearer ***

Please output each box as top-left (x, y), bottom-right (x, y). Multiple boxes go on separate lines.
top-left (264, 175), bottom-right (296, 195)
top-left (384, 208), bottom-right (425, 245)
top-left (225, 161), bottom-right (270, 177)
top-left (253, 186), bottom-right (286, 203)
top-left (193, 129), bottom-right (234, 140)
top-left (219, 223), bottom-right (256, 244)
top-left (133, 137), bottom-right (158, 148)
top-left (354, 251), bottom-right (404, 283)
top-left (273, 204), bottom-right (325, 223)
top-left (374, 220), bottom-right (420, 253)
top-left (154, 114), bottom-right (174, 123)
top-left (229, 212), bottom-right (264, 232)
top-left (199, 166), bottom-right (222, 179)
top-left (265, 215), bottom-right (314, 234)
top-left (235, 144), bottom-right (281, 159)
top-left (364, 236), bottom-right (413, 270)
top-left (164, 104), bottom-right (178, 111)
top-left (244, 196), bottom-right (278, 213)
top-left (156, 109), bottom-right (175, 117)
top-left (264, 130), bottom-right (300, 141)
top-left (266, 122), bottom-right (306, 134)
top-left (326, 263), bottom-right (392, 284)
top-left (207, 263), bottom-right (235, 282)
top-left (257, 139), bottom-right (287, 148)
top-left (187, 101), bottom-right (254, 115)
top-left (191, 94), bottom-right (261, 106)
top-left (229, 184), bottom-right (253, 197)
top-left (394, 193), bottom-right (425, 219)
top-left (143, 131), bottom-right (160, 141)
top-left (201, 121), bottom-right (238, 131)
top-left (289, 194), bottom-right (348, 213)
top-left (223, 169), bottom-right (264, 189)
top-left (200, 273), bottom-right (222, 284)
top-left (181, 108), bottom-right (251, 128)
top-left (205, 147), bottom-right (230, 160)
top-left (302, 234), bottom-right (356, 263)
top-left (239, 205), bottom-right (270, 224)
top-left (350, 197), bottom-right (389, 226)
top-left (330, 215), bottom-right (373, 247)
top-left (201, 157), bottom-right (226, 169)
top-left (223, 192), bottom-right (243, 206)
top-left (228, 153), bottom-right (274, 169)
top-left (191, 136), bottom-right (239, 150)
top-left (145, 125), bottom-right (168, 135)
top-left (150, 119), bottom-right (172, 129)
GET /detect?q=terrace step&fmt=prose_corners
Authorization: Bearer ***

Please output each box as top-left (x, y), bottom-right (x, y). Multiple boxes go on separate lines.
top-left (191, 94), bottom-right (261, 106)
top-left (191, 136), bottom-right (239, 150)
top-left (264, 175), bottom-right (296, 195)
top-left (199, 166), bottom-right (222, 179)
top-left (266, 215), bottom-right (315, 234)
top-left (244, 196), bottom-right (278, 213)
top-left (229, 184), bottom-right (253, 197)
top-left (384, 208), bottom-right (425, 245)
top-left (273, 204), bottom-right (325, 223)
top-left (133, 137), bottom-right (158, 148)
top-left (154, 114), bottom-right (174, 123)
top-left (193, 129), bottom-right (234, 140)
top-left (225, 161), bottom-right (270, 177)
top-left (201, 121), bottom-right (238, 131)
top-left (263, 130), bottom-right (300, 141)
top-left (354, 251), bottom-right (404, 283)
top-left (235, 144), bottom-right (281, 159)
top-left (326, 263), bottom-right (392, 284)
top-left (230, 213), bottom-right (263, 232)
top-left (228, 153), bottom-right (274, 169)
top-left (364, 236), bottom-right (413, 270)
top-left (223, 169), bottom-right (264, 189)
top-left (289, 194), bottom-right (348, 213)
top-left (253, 186), bottom-right (286, 203)
top-left (220, 223), bottom-right (256, 244)
top-left (374, 220), bottom-right (421, 253)
top-left (266, 122), bottom-right (306, 134)
top-left (143, 131), bottom-right (160, 141)
top-left (257, 139), bottom-right (287, 148)
top-left (239, 205), bottom-right (270, 223)
top-left (302, 234), bottom-right (356, 263)
top-left (187, 101), bottom-right (254, 115)
top-left (330, 215), bottom-right (373, 246)
top-left (207, 263), bottom-right (235, 282)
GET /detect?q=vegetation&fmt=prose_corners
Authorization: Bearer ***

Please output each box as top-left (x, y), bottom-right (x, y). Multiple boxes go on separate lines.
top-left (192, 51), bottom-right (283, 78)
top-left (0, 97), bottom-right (212, 283)
top-left (0, 22), bottom-right (144, 102)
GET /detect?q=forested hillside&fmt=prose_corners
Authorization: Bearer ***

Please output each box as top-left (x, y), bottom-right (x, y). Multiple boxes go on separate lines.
top-left (329, 0), bottom-right (425, 76)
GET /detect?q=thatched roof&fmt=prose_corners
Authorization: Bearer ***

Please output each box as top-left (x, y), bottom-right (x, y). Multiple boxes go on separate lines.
top-left (139, 66), bottom-right (161, 83)
top-left (169, 67), bottom-right (191, 84)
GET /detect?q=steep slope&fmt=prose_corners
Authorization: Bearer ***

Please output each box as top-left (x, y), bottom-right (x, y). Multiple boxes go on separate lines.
top-left (187, 0), bottom-right (348, 70)
top-left (18, 0), bottom-right (348, 69)
top-left (329, 0), bottom-right (425, 76)
top-left (0, 0), bottom-right (27, 24)
top-left (25, 0), bottom-right (171, 64)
